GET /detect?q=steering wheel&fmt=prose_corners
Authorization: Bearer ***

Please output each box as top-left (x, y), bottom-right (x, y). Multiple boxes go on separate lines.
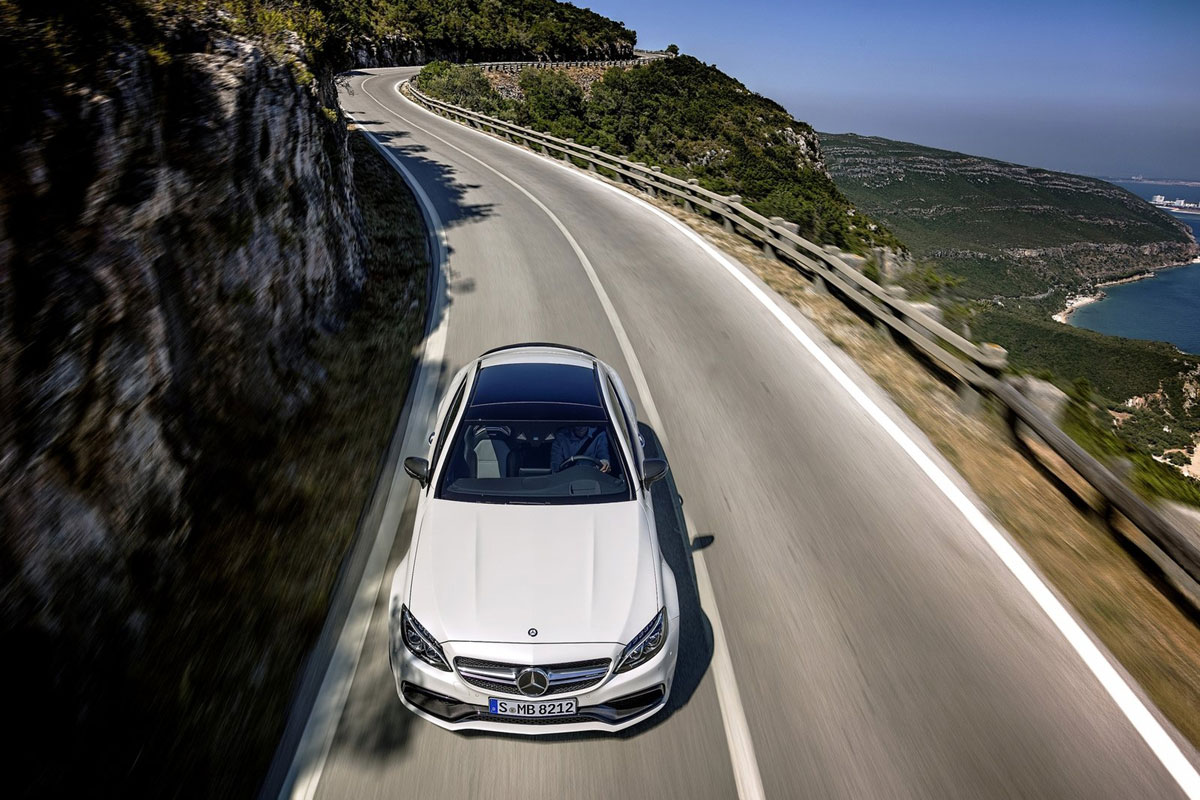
top-left (560, 455), bottom-right (604, 470)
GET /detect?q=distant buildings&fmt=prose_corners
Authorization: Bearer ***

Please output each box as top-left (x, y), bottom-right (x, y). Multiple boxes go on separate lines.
top-left (1150, 194), bottom-right (1200, 210)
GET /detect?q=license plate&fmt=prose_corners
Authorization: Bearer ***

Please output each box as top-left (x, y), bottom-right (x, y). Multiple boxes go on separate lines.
top-left (488, 697), bottom-right (577, 718)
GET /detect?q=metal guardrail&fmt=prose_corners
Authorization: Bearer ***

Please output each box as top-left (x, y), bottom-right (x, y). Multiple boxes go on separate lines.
top-left (403, 75), bottom-right (1200, 604)
top-left (471, 56), bottom-right (657, 73)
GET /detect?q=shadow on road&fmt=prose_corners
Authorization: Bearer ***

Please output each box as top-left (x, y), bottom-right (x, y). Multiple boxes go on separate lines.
top-left (628, 421), bottom-right (716, 733)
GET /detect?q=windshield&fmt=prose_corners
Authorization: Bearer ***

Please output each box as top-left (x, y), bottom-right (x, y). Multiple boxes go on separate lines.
top-left (436, 419), bottom-right (632, 504)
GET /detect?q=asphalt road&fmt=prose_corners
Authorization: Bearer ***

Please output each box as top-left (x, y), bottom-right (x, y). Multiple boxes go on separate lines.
top-left (282, 67), bottom-right (1197, 799)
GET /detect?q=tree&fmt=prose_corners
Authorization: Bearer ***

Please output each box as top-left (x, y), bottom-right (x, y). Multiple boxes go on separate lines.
top-left (518, 67), bottom-right (584, 136)
top-left (666, 43), bottom-right (679, 55)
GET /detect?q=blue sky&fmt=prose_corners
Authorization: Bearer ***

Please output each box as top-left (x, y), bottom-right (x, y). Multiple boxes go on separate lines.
top-left (585, 0), bottom-right (1200, 179)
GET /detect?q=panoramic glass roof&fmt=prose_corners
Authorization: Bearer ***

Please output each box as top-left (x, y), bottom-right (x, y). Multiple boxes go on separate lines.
top-left (465, 362), bottom-right (604, 421)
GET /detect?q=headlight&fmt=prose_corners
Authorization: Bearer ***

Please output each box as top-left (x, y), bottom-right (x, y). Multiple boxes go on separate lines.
top-left (398, 605), bottom-right (451, 671)
top-left (614, 608), bottom-right (667, 673)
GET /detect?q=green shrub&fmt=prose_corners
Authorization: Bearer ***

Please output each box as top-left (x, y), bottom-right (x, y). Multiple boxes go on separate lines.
top-left (1061, 382), bottom-right (1200, 508)
top-left (898, 263), bottom-right (963, 299)
top-left (419, 55), bottom-right (899, 252)
top-left (418, 62), bottom-right (507, 115)
top-left (518, 67), bottom-right (585, 136)
top-left (1166, 451), bottom-right (1191, 467)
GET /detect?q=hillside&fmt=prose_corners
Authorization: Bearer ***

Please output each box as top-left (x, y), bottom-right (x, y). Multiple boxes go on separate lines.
top-left (822, 131), bottom-right (1200, 472)
top-left (419, 58), bottom-right (903, 253)
top-left (823, 133), bottom-right (1198, 297)
top-left (310, 0), bottom-right (636, 66)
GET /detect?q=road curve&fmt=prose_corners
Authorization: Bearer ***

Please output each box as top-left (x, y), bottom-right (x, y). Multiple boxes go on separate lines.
top-left (286, 67), bottom-right (1195, 799)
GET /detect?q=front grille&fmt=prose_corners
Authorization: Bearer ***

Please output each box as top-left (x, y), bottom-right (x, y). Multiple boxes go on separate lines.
top-left (454, 677), bottom-right (513, 694)
top-left (454, 656), bottom-right (611, 696)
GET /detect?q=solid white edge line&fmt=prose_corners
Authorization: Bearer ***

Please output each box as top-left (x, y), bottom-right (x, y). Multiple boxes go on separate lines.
top-left (364, 75), bottom-right (768, 800)
top-left (421, 85), bottom-right (1200, 797)
top-left (389, 73), bottom-right (1200, 799)
top-left (279, 94), bottom-right (451, 800)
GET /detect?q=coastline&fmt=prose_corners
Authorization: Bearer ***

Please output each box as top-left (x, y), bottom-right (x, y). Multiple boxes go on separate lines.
top-left (1051, 257), bottom-right (1199, 324)
top-left (1098, 271), bottom-right (1155, 288)
top-left (1053, 291), bottom-right (1104, 324)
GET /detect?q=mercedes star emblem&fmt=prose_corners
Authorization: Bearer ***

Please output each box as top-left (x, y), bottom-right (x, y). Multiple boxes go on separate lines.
top-left (527, 627), bottom-right (538, 637)
top-left (516, 667), bottom-right (550, 697)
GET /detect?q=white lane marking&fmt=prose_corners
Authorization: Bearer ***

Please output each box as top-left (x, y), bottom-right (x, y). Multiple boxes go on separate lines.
top-left (363, 75), bottom-right (768, 800)
top-left (280, 89), bottom-right (451, 800)
top-left (395, 82), bottom-right (1200, 797)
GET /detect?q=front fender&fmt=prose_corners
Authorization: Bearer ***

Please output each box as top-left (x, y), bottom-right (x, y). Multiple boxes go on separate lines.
top-left (387, 557), bottom-right (410, 676)
top-left (661, 559), bottom-right (680, 624)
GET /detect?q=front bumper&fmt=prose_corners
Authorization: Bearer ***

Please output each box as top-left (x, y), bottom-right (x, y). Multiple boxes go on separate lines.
top-left (401, 682), bottom-right (667, 732)
top-left (391, 620), bottom-right (679, 735)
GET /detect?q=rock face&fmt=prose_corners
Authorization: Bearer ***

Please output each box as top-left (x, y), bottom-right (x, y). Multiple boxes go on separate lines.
top-left (0, 15), bottom-right (363, 732)
top-left (348, 33), bottom-right (635, 70)
top-left (486, 64), bottom-right (615, 100)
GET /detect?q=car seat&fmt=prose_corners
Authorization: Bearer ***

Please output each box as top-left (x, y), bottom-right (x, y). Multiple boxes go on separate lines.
top-left (466, 426), bottom-right (518, 478)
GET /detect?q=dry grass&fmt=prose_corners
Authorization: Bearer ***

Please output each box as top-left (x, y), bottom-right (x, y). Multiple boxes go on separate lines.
top-left (130, 132), bottom-right (429, 797)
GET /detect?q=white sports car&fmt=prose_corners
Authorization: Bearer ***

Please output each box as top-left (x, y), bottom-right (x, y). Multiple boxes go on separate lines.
top-left (389, 343), bottom-right (680, 733)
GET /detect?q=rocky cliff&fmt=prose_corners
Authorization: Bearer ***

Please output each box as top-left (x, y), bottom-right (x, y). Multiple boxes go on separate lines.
top-left (348, 32), bottom-right (636, 69)
top-left (0, 9), bottom-right (363, 775)
top-left (0, 0), bottom-right (648, 792)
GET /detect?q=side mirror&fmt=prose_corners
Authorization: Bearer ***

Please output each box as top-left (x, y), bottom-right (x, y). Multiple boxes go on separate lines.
top-left (642, 459), bottom-right (669, 489)
top-left (404, 456), bottom-right (430, 487)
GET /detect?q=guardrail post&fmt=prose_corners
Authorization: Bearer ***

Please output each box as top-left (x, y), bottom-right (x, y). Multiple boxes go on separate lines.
top-left (953, 339), bottom-right (1007, 416)
top-left (649, 165), bottom-right (662, 197)
top-left (977, 343), bottom-right (1009, 376)
top-left (764, 218), bottom-right (794, 259)
top-left (1003, 400), bottom-right (1022, 446)
top-left (1103, 458), bottom-right (1134, 526)
top-left (875, 285), bottom-right (909, 342)
top-left (683, 179), bottom-right (699, 212)
top-left (634, 162), bottom-right (650, 195)
top-left (722, 195), bottom-right (741, 233)
top-left (562, 138), bottom-right (574, 163)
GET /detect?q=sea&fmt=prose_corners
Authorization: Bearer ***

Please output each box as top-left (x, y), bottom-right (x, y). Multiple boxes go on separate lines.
top-left (1065, 180), bottom-right (1200, 354)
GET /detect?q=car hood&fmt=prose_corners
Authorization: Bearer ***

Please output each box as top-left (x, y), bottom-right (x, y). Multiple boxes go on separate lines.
top-left (407, 500), bottom-right (660, 645)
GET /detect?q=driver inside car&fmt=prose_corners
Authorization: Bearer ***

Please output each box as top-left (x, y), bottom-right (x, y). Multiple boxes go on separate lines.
top-left (550, 424), bottom-right (611, 473)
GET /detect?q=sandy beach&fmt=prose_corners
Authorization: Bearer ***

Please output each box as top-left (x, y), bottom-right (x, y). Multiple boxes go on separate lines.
top-left (1052, 292), bottom-right (1103, 323)
top-left (1052, 266), bottom-right (1169, 323)
top-left (1187, 443), bottom-right (1200, 481)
